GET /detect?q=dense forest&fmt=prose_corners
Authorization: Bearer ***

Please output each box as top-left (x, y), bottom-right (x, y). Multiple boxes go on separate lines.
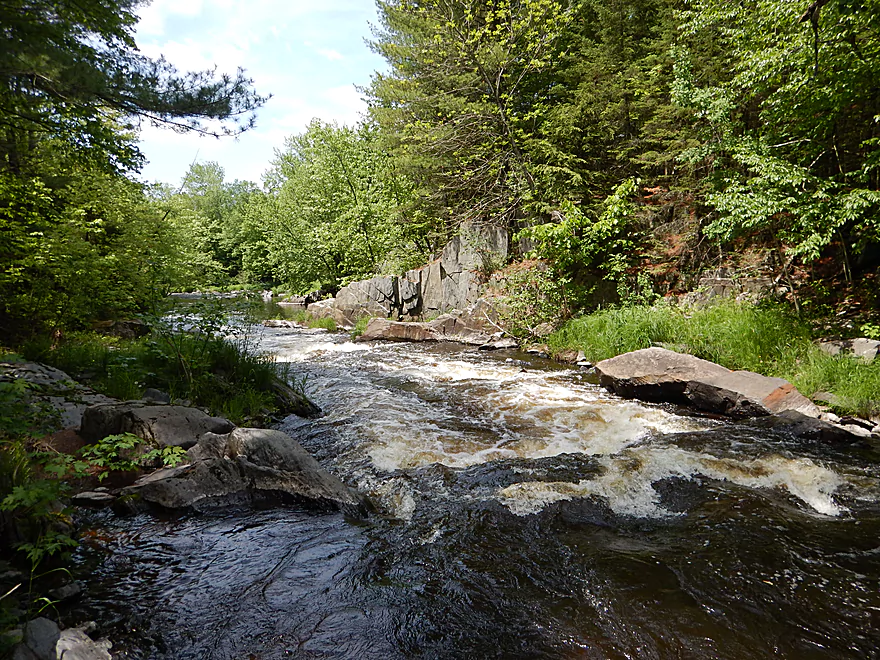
top-left (1, 0), bottom-right (878, 341)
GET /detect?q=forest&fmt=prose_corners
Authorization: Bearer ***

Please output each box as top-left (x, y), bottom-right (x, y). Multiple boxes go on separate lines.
top-left (1, 0), bottom-right (877, 342)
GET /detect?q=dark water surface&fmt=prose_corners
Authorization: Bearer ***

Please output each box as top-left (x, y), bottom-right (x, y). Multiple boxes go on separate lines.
top-left (69, 324), bottom-right (880, 659)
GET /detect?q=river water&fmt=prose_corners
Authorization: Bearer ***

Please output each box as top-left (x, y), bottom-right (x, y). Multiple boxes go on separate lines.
top-left (70, 324), bottom-right (880, 659)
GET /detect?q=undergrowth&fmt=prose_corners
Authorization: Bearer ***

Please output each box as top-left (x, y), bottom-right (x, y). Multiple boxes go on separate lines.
top-left (21, 296), bottom-right (307, 425)
top-left (550, 299), bottom-right (880, 418)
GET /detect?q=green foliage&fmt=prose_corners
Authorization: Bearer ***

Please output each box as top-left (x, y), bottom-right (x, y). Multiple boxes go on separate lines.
top-left (79, 433), bottom-right (188, 478)
top-left (251, 120), bottom-right (426, 294)
top-left (28, 297), bottom-right (304, 425)
top-left (522, 178), bottom-right (640, 282)
top-left (79, 433), bottom-right (141, 478)
top-left (351, 316), bottom-right (372, 340)
top-left (306, 317), bottom-right (338, 332)
top-left (369, 0), bottom-right (697, 229)
top-left (370, 0), bottom-right (575, 226)
top-left (549, 299), bottom-right (811, 370)
top-left (677, 0), bottom-right (880, 262)
top-left (0, 0), bottom-right (264, 174)
top-left (497, 262), bottom-right (571, 339)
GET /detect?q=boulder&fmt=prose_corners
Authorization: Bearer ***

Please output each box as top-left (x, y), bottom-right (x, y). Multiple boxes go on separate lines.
top-left (71, 491), bottom-right (116, 507)
top-left (271, 379), bottom-right (322, 418)
top-left (80, 402), bottom-right (234, 449)
top-left (357, 299), bottom-right (500, 345)
top-left (478, 337), bottom-right (518, 351)
top-left (122, 428), bottom-right (362, 512)
top-left (358, 318), bottom-right (437, 343)
top-left (23, 618), bottom-right (59, 660)
top-left (47, 582), bottom-right (82, 603)
top-left (595, 347), bottom-right (820, 418)
top-left (526, 344), bottom-right (551, 357)
top-left (818, 338), bottom-right (880, 363)
top-left (55, 625), bottom-right (112, 660)
top-left (0, 361), bottom-right (116, 429)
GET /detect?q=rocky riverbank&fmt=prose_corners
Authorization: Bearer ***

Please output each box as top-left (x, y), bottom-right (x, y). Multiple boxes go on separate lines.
top-left (0, 360), bottom-right (363, 659)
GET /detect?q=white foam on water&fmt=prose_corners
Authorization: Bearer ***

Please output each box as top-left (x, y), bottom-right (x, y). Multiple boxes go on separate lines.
top-left (359, 365), bottom-right (711, 470)
top-left (499, 446), bottom-right (846, 518)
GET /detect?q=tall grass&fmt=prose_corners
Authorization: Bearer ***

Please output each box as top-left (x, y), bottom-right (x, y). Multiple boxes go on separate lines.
top-left (23, 331), bottom-right (285, 425)
top-left (549, 300), bottom-right (880, 418)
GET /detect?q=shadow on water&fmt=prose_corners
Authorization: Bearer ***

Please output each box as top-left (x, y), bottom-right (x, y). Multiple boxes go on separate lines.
top-left (66, 325), bottom-right (880, 659)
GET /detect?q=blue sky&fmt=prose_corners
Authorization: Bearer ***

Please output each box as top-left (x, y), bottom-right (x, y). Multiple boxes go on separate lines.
top-left (134, 0), bottom-right (386, 186)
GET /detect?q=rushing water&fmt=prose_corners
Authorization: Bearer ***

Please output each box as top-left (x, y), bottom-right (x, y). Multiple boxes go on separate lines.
top-left (69, 324), bottom-right (880, 659)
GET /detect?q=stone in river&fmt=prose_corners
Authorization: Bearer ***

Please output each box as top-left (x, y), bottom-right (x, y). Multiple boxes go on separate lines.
top-left (595, 347), bottom-right (819, 418)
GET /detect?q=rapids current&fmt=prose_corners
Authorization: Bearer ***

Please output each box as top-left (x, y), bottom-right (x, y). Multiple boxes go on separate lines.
top-left (70, 326), bottom-right (880, 659)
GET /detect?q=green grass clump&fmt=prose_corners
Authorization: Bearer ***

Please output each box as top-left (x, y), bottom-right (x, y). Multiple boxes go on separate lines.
top-left (23, 330), bottom-right (286, 425)
top-left (350, 316), bottom-right (371, 339)
top-left (549, 299), bottom-right (880, 418)
top-left (306, 316), bottom-right (337, 332)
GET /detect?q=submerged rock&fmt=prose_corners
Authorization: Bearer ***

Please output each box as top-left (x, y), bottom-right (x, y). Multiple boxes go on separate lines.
top-left (121, 428), bottom-right (363, 513)
top-left (749, 410), bottom-right (867, 443)
top-left (595, 347), bottom-right (820, 418)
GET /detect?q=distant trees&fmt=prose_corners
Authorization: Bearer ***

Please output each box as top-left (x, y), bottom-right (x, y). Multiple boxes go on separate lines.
top-left (249, 121), bottom-right (426, 294)
top-left (0, 0), bottom-right (265, 338)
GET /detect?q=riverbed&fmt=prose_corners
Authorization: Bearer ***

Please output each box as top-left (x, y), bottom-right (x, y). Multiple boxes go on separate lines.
top-left (70, 325), bottom-right (880, 658)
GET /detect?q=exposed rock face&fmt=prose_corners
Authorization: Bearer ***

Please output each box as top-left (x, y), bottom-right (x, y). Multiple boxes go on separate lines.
top-left (679, 268), bottom-right (776, 305)
top-left (121, 427), bottom-right (362, 512)
top-left (307, 223), bottom-right (508, 326)
top-left (0, 361), bottom-right (116, 429)
top-left (595, 347), bottom-right (820, 418)
top-left (80, 402), bottom-right (234, 449)
top-left (818, 338), bottom-right (880, 363)
top-left (356, 298), bottom-right (501, 345)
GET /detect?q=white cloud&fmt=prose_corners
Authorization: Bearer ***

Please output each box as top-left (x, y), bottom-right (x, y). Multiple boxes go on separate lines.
top-left (132, 0), bottom-right (386, 185)
top-left (136, 0), bottom-right (204, 37)
top-left (317, 48), bottom-right (344, 61)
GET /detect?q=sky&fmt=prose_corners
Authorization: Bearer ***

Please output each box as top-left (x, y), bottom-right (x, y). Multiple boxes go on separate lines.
top-left (133, 0), bottom-right (387, 187)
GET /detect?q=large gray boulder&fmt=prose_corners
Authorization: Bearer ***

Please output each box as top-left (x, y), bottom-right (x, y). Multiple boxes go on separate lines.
top-left (0, 361), bottom-right (116, 429)
top-left (595, 347), bottom-right (820, 418)
top-left (121, 428), bottom-right (362, 512)
top-left (80, 402), bottom-right (234, 449)
top-left (358, 318), bottom-right (438, 342)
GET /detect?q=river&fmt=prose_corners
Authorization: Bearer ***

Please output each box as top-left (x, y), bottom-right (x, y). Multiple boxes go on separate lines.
top-left (69, 323), bottom-right (880, 659)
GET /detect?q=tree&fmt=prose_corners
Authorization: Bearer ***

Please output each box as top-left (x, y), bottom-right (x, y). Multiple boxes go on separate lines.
top-left (0, 0), bottom-right (266, 337)
top-left (259, 120), bottom-right (422, 293)
top-left (676, 0), bottom-right (880, 267)
top-left (0, 0), bottom-right (266, 174)
top-left (368, 0), bottom-right (573, 228)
